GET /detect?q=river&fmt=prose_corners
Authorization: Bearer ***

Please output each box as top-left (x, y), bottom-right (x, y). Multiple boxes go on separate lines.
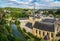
top-left (11, 24), bottom-right (27, 41)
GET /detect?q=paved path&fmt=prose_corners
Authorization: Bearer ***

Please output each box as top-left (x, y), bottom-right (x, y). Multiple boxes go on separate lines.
top-left (11, 24), bottom-right (27, 41)
top-left (56, 37), bottom-right (60, 41)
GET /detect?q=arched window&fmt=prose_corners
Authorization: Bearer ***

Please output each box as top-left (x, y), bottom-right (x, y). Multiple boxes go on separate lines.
top-left (51, 33), bottom-right (53, 38)
top-left (39, 31), bottom-right (41, 34)
top-left (43, 32), bottom-right (45, 36)
top-left (47, 33), bottom-right (49, 35)
top-left (36, 30), bottom-right (37, 33)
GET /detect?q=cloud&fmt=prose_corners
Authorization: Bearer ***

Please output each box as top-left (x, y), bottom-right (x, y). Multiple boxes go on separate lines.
top-left (50, 1), bottom-right (60, 6)
top-left (40, 0), bottom-right (54, 2)
top-left (0, 0), bottom-right (60, 9)
top-left (10, 0), bottom-right (17, 1)
top-left (29, 0), bottom-right (32, 2)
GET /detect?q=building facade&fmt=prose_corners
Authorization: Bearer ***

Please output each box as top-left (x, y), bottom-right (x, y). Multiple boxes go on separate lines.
top-left (20, 13), bottom-right (60, 41)
top-left (33, 19), bottom-right (58, 41)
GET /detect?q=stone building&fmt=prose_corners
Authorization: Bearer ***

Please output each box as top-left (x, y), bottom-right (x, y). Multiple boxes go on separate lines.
top-left (32, 19), bottom-right (59, 41)
top-left (20, 13), bottom-right (60, 41)
top-left (57, 18), bottom-right (60, 32)
top-left (19, 18), bottom-right (33, 33)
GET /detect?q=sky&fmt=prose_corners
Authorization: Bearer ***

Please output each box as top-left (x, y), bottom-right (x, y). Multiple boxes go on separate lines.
top-left (0, 0), bottom-right (60, 9)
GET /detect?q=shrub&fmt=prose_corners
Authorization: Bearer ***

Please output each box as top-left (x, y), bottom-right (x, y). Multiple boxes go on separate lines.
top-left (58, 39), bottom-right (60, 41)
top-left (56, 32), bottom-right (60, 36)
top-left (15, 37), bottom-right (23, 41)
top-left (22, 28), bottom-right (26, 33)
top-left (40, 38), bottom-right (45, 41)
top-left (51, 39), bottom-right (55, 41)
top-left (27, 38), bottom-right (34, 41)
top-left (15, 20), bottom-right (20, 25)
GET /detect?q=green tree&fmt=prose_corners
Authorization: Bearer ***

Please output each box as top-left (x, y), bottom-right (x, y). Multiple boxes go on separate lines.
top-left (0, 19), bottom-right (6, 25)
top-left (40, 38), bottom-right (44, 41)
top-left (56, 32), bottom-right (60, 36)
top-left (7, 34), bottom-right (16, 41)
top-left (0, 33), bottom-right (8, 41)
top-left (5, 25), bottom-right (12, 33)
top-left (51, 39), bottom-right (55, 41)
top-left (22, 28), bottom-right (26, 33)
top-left (27, 38), bottom-right (34, 41)
top-left (15, 20), bottom-right (20, 25)
top-left (15, 37), bottom-right (23, 41)
top-left (58, 39), bottom-right (60, 41)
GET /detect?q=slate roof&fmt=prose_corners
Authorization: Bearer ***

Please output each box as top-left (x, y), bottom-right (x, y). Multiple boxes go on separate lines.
top-left (34, 21), bottom-right (55, 32)
top-left (42, 19), bottom-right (56, 23)
top-left (25, 22), bottom-right (32, 29)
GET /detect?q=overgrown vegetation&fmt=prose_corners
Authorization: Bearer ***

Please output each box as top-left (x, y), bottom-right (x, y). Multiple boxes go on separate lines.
top-left (56, 32), bottom-right (60, 36)
top-left (0, 9), bottom-right (23, 41)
